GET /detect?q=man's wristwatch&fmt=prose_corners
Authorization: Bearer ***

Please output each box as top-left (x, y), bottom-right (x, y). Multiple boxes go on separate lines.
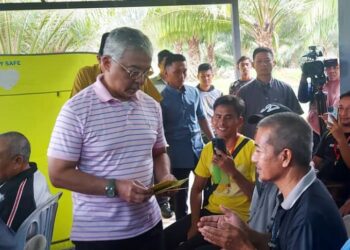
top-left (105, 179), bottom-right (116, 198)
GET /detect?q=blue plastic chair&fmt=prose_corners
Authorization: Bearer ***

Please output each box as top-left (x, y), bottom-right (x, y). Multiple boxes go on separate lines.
top-left (14, 192), bottom-right (62, 250)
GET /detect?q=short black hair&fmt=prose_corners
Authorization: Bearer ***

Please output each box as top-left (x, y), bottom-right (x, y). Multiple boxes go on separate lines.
top-left (158, 50), bottom-right (172, 64)
top-left (213, 95), bottom-right (245, 117)
top-left (253, 47), bottom-right (274, 60)
top-left (236, 56), bottom-right (252, 68)
top-left (98, 32), bottom-right (110, 56)
top-left (198, 63), bottom-right (212, 73)
top-left (340, 91), bottom-right (350, 100)
top-left (165, 53), bottom-right (186, 68)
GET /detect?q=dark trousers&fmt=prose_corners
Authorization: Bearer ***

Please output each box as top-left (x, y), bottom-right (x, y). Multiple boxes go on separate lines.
top-left (164, 209), bottom-right (220, 250)
top-left (312, 131), bottom-right (321, 155)
top-left (157, 196), bottom-right (170, 206)
top-left (172, 168), bottom-right (193, 220)
top-left (73, 221), bottom-right (164, 250)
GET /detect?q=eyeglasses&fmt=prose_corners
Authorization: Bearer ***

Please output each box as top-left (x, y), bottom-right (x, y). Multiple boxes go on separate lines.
top-left (111, 57), bottom-right (153, 80)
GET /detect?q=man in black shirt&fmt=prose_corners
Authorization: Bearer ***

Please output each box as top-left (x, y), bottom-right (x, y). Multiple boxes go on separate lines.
top-left (0, 132), bottom-right (51, 232)
top-left (237, 47), bottom-right (303, 139)
top-left (314, 91), bottom-right (350, 210)
top-left (229, 56), bottom-right (254, 95)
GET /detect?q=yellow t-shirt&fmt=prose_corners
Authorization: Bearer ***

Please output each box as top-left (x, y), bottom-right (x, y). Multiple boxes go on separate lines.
top-left (70, 64), bottom-right (101, 97)
top-left (70, 64), bottom-right (162, 102)
top-left (194, 135), bottom-right (256, 222)
top-left (141, 77), bottom-right (162, 102)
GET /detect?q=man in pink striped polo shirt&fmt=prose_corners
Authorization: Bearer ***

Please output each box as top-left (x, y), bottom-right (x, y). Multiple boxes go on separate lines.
top-left (48, 27), bottom-right (175, 250)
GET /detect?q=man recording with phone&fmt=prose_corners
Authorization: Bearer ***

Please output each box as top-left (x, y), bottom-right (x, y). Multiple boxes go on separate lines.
top-left (164, 95), bottom-right (255, 250)
top-left (298, 57), bottom-right (340, 152)
top-left (313, 91), bottom-right (350, 212)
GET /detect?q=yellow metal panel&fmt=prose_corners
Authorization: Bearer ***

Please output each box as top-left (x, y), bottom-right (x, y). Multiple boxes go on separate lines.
top-left (0, 53), bottom-right (97, 249)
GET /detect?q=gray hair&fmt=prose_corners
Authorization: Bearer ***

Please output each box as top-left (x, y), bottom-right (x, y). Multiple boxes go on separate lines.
top-left (0, 131), bottom-right (31, 162)
top-left (103, 27), bottom-right (153, 61)
top-left (257, 113), bottom-right (312, 167)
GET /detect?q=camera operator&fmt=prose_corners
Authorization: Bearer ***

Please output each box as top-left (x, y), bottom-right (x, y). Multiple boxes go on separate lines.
top-left (298, 58), bottom-right (340, 152)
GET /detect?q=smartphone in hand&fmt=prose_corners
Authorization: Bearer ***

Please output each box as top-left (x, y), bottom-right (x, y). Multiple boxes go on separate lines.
top-left (211, 138), bottom-right (230, 184)
top-left (212, 138), bottom-right (227, 155)
top-left (327, 106), bottom-right (338, 124)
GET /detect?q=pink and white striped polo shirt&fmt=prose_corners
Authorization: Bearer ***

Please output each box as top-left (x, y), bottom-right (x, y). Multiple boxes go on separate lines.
top-left (48, 75), bottom-right (165, 241)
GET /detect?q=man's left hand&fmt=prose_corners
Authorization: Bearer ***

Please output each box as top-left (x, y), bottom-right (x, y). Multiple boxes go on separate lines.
top-left (322, 114), bottom-right (345, 143)
top-left (198, 221), bottom-right (254, 250)
top-left (212, 149), bottom-right (235, 175)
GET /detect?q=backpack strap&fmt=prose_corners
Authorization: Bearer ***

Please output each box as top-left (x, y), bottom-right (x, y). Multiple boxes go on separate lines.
top-left (203, 137), bottom-right (250, 207)
top-left (231, 137), bottom-right (250, 159)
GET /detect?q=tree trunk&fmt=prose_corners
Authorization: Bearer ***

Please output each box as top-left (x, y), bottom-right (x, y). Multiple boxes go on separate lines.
top-left (173, 41), bottom-right (183, 54)
top-left (254, 22), bottom-right (273, 49)
top-left (207, 43), bottom-right (215, 69)
top-left (187, 36), bottom-right (200, 82)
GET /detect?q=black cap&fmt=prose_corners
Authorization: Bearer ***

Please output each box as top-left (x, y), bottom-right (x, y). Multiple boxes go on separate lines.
top-left (248, 103), bottom-right (292, 124)
top-left (324, 58), bottom-right (338, 68)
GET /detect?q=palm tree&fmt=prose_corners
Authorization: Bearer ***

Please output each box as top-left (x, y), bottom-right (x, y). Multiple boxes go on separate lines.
top-left (0, 9), bottom-right (98, 54)
top-left (144, 6), bottom-right (231, 80)
top-left (239, 0), bottom-right (309, 50)
top-left (238, 0), bottom-right (339, 67)
top-left (300, 0), bottom-right (338, 57)
top-left (0, 7), bottom-right (150, 54)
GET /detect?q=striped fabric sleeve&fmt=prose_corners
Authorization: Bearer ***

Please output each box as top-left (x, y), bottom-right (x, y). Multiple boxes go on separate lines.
top-left (47, 103), bottom-right (83, 162)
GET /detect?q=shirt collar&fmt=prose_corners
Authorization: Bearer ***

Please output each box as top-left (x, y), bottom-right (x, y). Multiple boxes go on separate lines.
top-left (196, 84), bottom-right (214, 92)
top-left (256, 78), bottom-right (273, 88)
top-left (281, 167), bottom-right (316, 210)
top-left (93, 74), bottom-right (139, 103)
top-left (165, 84), bottom-right (187, 93)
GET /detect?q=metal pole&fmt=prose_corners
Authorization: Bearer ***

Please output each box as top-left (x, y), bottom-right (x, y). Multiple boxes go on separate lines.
top-left (231, 0), bottom-right (241, 79)
top-left (0, 0), bottom-right (232, 11)
top-left (339, 0), bottom-right (350, 93)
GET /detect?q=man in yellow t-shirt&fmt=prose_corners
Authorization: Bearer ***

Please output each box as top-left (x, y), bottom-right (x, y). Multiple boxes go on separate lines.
top-left (70, 32), bottom-right (162, 102)
top-left (164, 95), bottom-right (255, 250)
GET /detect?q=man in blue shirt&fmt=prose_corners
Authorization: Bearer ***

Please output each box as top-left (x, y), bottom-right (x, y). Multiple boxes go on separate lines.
top-left (161, 54), bottom-right (214, 220)
top-left (151, 49), bottom-right (174, 219)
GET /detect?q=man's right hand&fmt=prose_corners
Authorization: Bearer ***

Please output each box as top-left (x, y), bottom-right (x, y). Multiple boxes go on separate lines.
top-left (340, 199), bottom-right (350, 216)
top-left (198, 217), bottom-right (254, 250)
top-left (116, 179), bottom-right (153, 203)
top-left (187, 223), bottom-right (199, 240)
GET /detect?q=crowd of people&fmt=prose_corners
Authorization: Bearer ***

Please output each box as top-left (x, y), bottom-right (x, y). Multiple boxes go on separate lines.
top-left (1, 26), bottom-right (349, 250)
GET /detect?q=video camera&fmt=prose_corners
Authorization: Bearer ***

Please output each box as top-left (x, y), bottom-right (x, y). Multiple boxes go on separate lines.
top-left (301, 46), bottom-right (326, 86)
top-left (300, 46), bottom-right (339, 135)
top-left (301, 46), bottom-right (339, 87)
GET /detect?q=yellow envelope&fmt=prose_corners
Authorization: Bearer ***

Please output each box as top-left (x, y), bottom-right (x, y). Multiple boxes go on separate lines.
top-left (152, 178), bottom-right (188, 194)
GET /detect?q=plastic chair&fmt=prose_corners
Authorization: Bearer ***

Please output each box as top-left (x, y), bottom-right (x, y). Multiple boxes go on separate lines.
top-left (343, 214), bottom-right (350, 238)
top-left (13, 192), bottom-right (63, 250)
top-left (25, 234), bottom-right (47, 250)
top-left (0, 218), bottom-right (16, 250)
